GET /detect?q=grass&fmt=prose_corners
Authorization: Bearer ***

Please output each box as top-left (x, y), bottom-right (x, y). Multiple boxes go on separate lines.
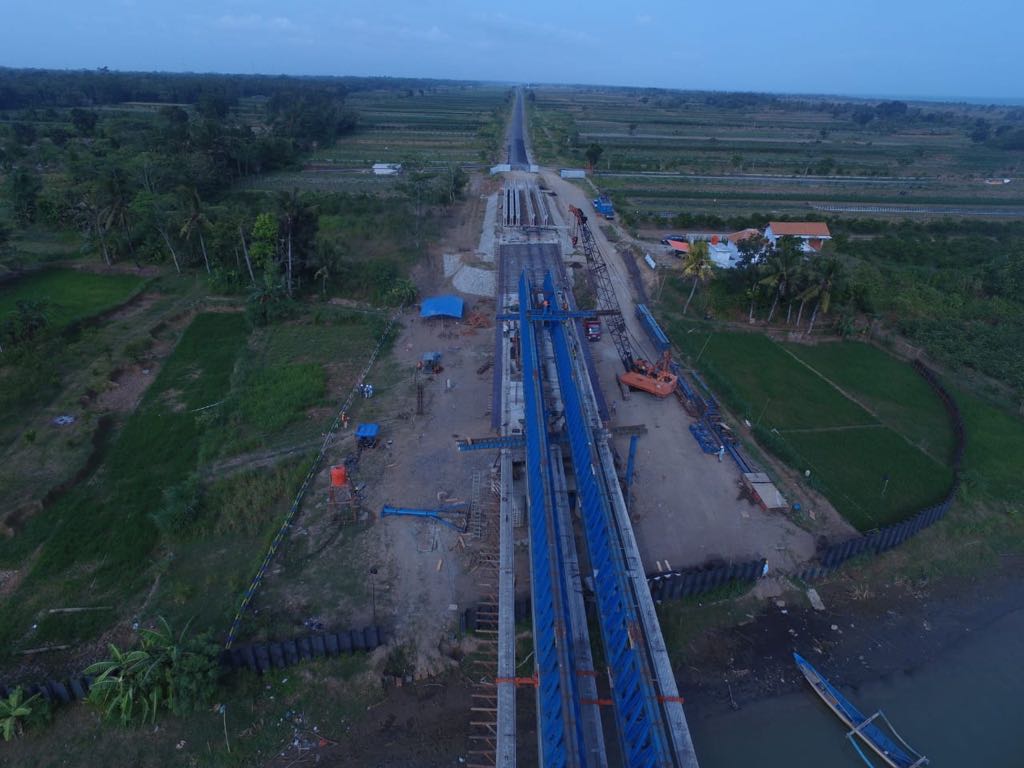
top-left (0, 268), bottom-right (145, 330)
top-left (152, 456), bottom-right (315, 632)
top-left (200, 313), bottom-right (382, 460)
top-left (0, 313), bottom-right (250, 654)
top-left (952, 385), bottom-right (1024, 505)
top-left (783, 427), bottom-right (952, 531)
top-left (662, 321), bottom-right (955, 530)
top-left (670, 328), bottom-right (874, 429)
top-left (5, 653), bottom-right (378, 768)
top-left (782, 341), bottom-right (955, 463)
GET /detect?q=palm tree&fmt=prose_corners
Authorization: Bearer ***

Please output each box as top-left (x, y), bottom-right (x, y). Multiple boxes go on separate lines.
top-left (800, 258), bottom-right (842, 335)
top-left (681, 240), bottom-right (714, 315)
top-left (758, 241), bottom-right (800, 324)
top-left (98, 168), bottom-right (136, 265)
top-left (745, 270), bottom-right (762, 323)
top-left (278, 189), bottom-right (300, 297)
top-left (277, 188), bottom-right (317, 298)
top-left (180, 189), bottom-right (211, 274)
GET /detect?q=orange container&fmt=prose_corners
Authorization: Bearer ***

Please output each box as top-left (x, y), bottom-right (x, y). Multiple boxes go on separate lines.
top-left (330, 465), bottom-right (348, 487)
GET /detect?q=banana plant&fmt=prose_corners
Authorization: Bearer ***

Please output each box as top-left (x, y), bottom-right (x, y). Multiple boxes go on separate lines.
top-left (0, 687), bottom-right (42, 741)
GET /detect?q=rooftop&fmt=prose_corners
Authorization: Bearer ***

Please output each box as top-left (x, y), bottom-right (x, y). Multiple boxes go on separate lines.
top-left (767, 221), bottom-right (831, 238)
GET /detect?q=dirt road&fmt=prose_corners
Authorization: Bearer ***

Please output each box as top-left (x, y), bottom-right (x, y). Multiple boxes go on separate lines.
top-left (539, 169), bottom-right (836, 574)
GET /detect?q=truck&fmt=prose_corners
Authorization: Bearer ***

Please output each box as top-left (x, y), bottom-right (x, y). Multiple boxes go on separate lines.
top-left (592, 195), bottom-right (615, 220)
top-left (583, 318), bottom-right (602, 341)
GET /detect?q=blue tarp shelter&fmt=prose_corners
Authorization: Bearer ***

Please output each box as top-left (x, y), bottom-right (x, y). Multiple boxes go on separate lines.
top-left (420, 295), bottom-right (465, 319)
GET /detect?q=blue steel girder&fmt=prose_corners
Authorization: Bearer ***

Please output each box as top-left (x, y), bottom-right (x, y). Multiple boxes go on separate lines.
top-left (543, 273), bottom-right (675, 768)
top-left (518, 272), bottom-right (588, 768)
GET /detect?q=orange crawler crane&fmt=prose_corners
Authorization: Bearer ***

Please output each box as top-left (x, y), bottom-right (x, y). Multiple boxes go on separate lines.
top-left (568, 204), bottom-right (677, 398)
top-left (619, 350), bottom-right (677, 398)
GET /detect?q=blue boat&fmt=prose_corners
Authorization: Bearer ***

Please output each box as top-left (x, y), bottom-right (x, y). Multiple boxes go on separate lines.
top-left (794, 653), bottom-right (929, 768)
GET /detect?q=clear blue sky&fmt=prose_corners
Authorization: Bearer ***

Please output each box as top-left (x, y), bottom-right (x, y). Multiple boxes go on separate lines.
top-left (1, 0), bottom-right (1021, 100)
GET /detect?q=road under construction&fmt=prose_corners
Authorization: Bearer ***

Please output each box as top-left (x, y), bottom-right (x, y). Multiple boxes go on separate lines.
top-left (464, 88), bottom-right (701, 768)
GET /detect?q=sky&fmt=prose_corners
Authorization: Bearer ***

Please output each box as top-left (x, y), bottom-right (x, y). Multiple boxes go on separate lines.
top-left (1, 0), bottom-right (1021, 100)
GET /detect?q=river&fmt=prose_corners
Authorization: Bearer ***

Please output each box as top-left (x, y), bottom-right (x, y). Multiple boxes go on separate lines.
top-left (689, 605), bottom-right (1024, 766)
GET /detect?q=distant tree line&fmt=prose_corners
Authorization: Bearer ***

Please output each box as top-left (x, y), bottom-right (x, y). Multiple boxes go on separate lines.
top-left (0, 69), bottom-right (472, 317)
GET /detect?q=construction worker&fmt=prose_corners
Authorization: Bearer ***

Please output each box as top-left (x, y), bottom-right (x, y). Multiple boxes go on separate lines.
top-left (717, 444), bottom-right (726, 462)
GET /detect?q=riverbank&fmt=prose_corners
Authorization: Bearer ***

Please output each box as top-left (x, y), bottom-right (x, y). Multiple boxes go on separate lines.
top-left (678, 557), bottom-right (1024, 721)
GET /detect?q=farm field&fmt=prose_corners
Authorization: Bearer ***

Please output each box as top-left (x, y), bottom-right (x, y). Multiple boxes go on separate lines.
top-left (0, 305), bottom-right (388, 660)
top-left (0, 268), bottom-right (145, 330)
top-left (663, 323), bottom-right (954, 530)
top-left (785, 340), bottom-right (1024, 507)
top-left (245, 85), bottom-right (510, 192)
top-left (528, 87), bottom-right (1024, 219)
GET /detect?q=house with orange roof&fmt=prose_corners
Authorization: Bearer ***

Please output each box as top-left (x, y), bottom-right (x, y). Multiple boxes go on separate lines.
top-left (763, 221), bottom-right (831, 253)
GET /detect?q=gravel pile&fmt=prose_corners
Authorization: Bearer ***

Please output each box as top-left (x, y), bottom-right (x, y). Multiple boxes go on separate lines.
top-left (453, 265), bottom-right (496, 297)
top-left (477, 194), bottom-right (498, 262)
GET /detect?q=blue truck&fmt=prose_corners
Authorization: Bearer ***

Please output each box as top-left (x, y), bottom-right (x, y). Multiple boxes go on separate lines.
top-left (592, 195), bottom-right (615, 220)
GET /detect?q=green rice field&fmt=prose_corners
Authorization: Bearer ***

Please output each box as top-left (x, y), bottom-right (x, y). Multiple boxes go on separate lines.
top-left (665, 324), bottom-right (955, 530)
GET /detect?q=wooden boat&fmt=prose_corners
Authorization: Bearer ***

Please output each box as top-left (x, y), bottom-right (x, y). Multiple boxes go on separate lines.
top-left (794, 653), bottom-right (929, 768)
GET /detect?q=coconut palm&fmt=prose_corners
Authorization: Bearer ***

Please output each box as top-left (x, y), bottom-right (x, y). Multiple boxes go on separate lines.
top-left (180, 189), bottom-right (211, 274)
top-left (800, 258), bottom-right (843, 335)
top-left (277, 188), bottom-right (317, 298)
top-left (758, 240), bottom-right (801, 324)
top-left (681, 240), bottom-right (714, 315)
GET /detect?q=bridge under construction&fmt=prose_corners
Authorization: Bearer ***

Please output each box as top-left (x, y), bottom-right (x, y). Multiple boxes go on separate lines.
top-left (462, 172), bottom-right (700, 768)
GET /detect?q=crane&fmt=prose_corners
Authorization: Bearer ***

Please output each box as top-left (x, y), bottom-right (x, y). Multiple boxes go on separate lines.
top-left (568, 204), bottom-right (677, 398)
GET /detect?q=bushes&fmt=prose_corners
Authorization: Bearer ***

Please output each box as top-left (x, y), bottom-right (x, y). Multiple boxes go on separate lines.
top-left (0, 687), bottom-right (50, 741)
top-left (85, 618), bottom-right (221, 726)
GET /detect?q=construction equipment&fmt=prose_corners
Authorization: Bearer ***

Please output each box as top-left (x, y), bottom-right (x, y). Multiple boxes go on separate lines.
top-left (420, 351), bottom-right (442, 373)
top-left (620, 350), bottom-right (678, 398)
top-left (583, 318), bottom-right (602, 341)
top-left (592, 195), bottom-right (615, 220)
top-left (569, 204), bottom-right (678, 398)
top-left (381, 503), bottom-right (469, 532)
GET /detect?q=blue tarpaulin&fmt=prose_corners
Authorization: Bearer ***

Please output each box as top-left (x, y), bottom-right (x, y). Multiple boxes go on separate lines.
top-left (355, 423), bottom-right (380, 439)
top-left (420, 295), bottom-right (464, 319)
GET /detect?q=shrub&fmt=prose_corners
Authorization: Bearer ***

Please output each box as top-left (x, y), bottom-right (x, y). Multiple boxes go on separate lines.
top-left (0, 687), bottom-right (51, 741)
top-left (85, 617), bottom-right (222, 726)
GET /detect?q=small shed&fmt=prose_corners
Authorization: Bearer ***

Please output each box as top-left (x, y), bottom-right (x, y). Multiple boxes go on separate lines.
top-left (420, 295), bottom-right (465, 319)
top-left (666, 239), bottom-right (690, 255)
top-left (372, 163), bottom-right (402, 176)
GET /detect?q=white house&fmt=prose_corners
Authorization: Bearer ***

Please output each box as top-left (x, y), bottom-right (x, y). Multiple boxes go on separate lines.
top-left (372, 163), bottom-right (403, 176)
top-left (763, 221), bottom-right (832, 253)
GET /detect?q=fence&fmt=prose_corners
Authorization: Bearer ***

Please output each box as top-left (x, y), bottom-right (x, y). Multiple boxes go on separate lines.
top-left (224, 308), bottom-right (403, 649)
top-left (647, 558), bottom-right (766, 603)
top-left (797, 360), bottom-right (965, 581)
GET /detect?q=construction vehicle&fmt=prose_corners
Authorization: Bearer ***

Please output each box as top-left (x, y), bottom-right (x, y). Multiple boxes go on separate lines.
top-left (583, 318), bottom-right (602, 341)
top-left (619, 350), bottom-right (677, 397)
top-left (568, 204), bottom-right (678, 398)
top-left (592, 195), bottom-right (615, 219)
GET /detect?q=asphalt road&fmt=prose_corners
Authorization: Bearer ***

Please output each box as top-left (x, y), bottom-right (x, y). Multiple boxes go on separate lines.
top-left (507, 90), bottom-right (530, 169)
